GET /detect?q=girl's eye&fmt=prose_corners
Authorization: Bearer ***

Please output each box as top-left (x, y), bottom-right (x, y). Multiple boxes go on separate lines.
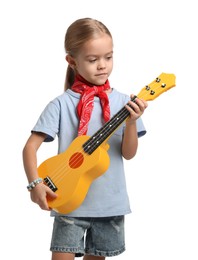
top-left (106, 56), bottom-right (112, 60)
top-left (89, 59), bottom-right (97, 63)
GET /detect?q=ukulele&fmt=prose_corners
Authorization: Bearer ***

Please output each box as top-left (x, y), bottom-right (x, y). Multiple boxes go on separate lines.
top-left (38, 72), bottom-right (176, 214)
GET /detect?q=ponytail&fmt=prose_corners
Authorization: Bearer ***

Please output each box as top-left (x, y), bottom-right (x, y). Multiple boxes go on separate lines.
top-left (64, 65), bottom-right (76, 91)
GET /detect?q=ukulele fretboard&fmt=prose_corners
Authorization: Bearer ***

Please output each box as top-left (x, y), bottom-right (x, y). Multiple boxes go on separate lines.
top-left (83, 96), bottom-right (137, 154)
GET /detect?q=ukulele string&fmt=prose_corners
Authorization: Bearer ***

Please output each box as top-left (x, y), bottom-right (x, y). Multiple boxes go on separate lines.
top-left (46, 81), bottom-right (164, 186)
top-left (45, 147), bottom-right (90, 184)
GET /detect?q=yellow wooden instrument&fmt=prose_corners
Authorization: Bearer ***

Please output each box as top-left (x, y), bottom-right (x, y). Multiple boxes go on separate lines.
top-left (38, 73), bottom-right (176, 214)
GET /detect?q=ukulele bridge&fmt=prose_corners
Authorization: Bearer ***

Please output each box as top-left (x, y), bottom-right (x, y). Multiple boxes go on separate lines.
top-left (44, 176), bottom-right (58, 192)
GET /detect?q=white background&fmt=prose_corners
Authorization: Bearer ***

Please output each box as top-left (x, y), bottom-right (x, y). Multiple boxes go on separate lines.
top-left (1, 0), bottom-right (198, 259)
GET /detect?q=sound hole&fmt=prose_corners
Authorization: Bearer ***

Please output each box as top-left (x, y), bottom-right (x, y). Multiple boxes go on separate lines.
top-left (69, 152), bottom-right (84, 169)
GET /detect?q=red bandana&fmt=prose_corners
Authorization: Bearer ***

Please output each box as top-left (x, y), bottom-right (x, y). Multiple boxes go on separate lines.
top-left (71, 75), bottom-right (111, 136)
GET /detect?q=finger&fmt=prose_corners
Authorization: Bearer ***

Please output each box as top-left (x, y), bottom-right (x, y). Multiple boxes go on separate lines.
top-left (127, 101), bottom-right (140, 113)
top-left (125, 105), bottom-right (139, 119)
top-left (39, 202), bottom-right (51, 211)
top-left (133, 98), bottom-right (147, 111)
top-left (47, 188), bottom-right (58, 200)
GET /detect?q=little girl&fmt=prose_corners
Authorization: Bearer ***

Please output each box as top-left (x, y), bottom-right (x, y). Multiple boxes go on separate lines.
top-left (23, 17), bottom-right (147, 260)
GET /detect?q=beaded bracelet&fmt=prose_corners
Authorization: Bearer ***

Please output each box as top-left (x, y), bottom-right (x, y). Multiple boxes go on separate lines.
top-left (27, 177), bottom-right (43, 191)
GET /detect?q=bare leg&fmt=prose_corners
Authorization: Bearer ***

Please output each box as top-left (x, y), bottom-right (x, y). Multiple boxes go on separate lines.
top-left (51, 252), bottom-right (75, 260)
top-left (83, 256), bottom-right (105, 260)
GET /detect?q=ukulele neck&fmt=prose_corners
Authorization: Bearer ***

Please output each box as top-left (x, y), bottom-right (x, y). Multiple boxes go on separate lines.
top-left (83, 96), bottom-right (136, 155)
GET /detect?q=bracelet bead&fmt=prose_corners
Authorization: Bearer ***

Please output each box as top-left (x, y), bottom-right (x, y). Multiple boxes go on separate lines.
top-left (27, 177), bottom-right (43, 191)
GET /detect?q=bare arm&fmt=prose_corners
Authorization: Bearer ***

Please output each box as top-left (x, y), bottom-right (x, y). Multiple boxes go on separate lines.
top-left (22, 132), bottom-right (57, 210)
top-left (122, 95), bottom-right (148, 160)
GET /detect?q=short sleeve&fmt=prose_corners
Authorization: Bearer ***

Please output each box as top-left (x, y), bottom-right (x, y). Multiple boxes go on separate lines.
top-left (31, 100), bottom-right (60, 142)
top-left (136, 117), bottom-right (146, 137)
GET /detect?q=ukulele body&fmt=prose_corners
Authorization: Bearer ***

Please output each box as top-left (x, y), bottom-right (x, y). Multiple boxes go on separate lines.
top-left (38, 135), bottom-right (110, 214)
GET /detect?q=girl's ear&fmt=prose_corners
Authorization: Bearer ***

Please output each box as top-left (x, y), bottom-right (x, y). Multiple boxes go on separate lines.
top-left (66, 55), bottom-right (76, 70)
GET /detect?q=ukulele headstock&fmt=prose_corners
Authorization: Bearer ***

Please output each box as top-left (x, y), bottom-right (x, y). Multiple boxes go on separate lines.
top-left (137, 73), bottom-right (176, 101)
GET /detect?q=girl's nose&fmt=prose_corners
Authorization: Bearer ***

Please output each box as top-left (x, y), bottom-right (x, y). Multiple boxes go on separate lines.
top-left (97, 59), bottom-right (106, 69)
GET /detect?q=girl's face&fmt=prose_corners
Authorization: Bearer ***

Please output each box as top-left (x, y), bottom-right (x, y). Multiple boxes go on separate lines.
top-left (69, 34), bottom-right (113, 86)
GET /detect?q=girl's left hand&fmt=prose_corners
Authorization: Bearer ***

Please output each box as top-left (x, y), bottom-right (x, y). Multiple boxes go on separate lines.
top-left (125, 94), bottom-right (148, 124)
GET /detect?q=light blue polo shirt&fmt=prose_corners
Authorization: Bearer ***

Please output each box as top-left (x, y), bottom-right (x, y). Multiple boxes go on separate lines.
top-left (32, 88), bottom-right (146, 217)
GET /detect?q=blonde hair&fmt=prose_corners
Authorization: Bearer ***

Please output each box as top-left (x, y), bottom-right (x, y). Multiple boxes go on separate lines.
top-left (64, 18), bottom-right (112, 91)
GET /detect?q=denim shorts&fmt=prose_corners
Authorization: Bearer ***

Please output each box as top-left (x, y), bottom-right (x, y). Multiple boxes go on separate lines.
top-left (50, 215), bottom-right (125, 257)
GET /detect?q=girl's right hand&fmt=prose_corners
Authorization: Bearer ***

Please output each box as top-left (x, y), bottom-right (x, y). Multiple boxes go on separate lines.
top-left (30, 183), bottom-right (57, 211)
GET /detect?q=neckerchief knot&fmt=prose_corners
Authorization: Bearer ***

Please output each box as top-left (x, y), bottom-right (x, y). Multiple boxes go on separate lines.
top-left (71, 75), bottom-right (111, 136)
